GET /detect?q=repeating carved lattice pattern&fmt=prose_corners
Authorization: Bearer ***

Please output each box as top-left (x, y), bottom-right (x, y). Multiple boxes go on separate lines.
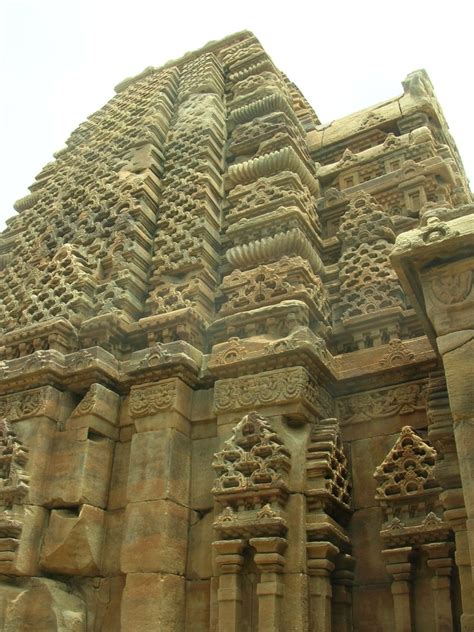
top-left (306, 418), bottom-right (351, 510)
top-left (374, 426), bottom-right (438, 500)
top-left (336, 193), bottom-right (407, 320)
top-left (0, 67), bottom-right (179, 331)
top-left (212, 411), bottom-right (291, 495)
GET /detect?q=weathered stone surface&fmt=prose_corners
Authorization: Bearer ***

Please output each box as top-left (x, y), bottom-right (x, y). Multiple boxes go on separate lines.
top-left (127, 428), bottom-right (191, 504)
top-left (121, 572), bottom-right (185, 632)
top-left (350, 433), bottom-right (398, 509)
top-left (4, 578), bottom-right (86, 631)
top-left (107, 439), bottom-right (131, 510)
top-left (40, 504), bottom-right (105, 575)
top-left (350, 507), bottom-right (390, 585)
top-left (187, 509), bottom-right (214, 580)
top-left (191, 434), bottom-right (219, 510)
top-left (185, 579), bottom-right (211, 632)
top-left (121, 499), bottom-right (189, 574)
top-left (45, 428), bottom-right (114, 508)
top-left (101, 508), bottom-right (125, 575)
top-left (0, 505), bottom-right (48, 575)
top-left (0, 29), bottom-right (472, 631)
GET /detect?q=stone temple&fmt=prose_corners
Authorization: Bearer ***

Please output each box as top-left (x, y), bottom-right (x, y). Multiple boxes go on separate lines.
top-left (0, 30), bottom-right (473, 631)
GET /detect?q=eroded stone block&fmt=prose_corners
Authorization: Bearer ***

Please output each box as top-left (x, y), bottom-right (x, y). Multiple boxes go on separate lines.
top-left (4, 578), bottom-right (86, 632)
top-left (45, 428), bottom-right (114, 508)
top-left (40, 504), bottom-right (105, 575)
top-left (121, 499), bottom-right (189, 574)
top-left (127, 428), bottom-right (191, 504)
top-left (121, 572), bottom-right (185, 632)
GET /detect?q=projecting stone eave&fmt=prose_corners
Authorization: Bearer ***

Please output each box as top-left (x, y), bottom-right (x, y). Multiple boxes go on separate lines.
top-left (307, 68), bottom-right (469, 178)
top-left (114, 29), bottom-right (259, 93)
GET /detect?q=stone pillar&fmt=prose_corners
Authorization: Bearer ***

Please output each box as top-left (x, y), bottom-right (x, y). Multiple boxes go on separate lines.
top-left (306, 541), bottom-right (338, 632)
top-left (428, 371), bottom-right (474, 631)
top-left (250, 537), bottom-right (287, 632)
top-left (383, 547), bottom-right (414, 632)
top-left (423, 542), bottom-right (454, 632)
top-left (0, 386), bottom-right (71, 578)
top-left (391, 213), bottom-right (474, 628)
top-left (213, 539), bottom-right (246, 632)
top-left (428, 308), bottom-right (474, 592)
top-left (331, 553), bottom-right (355, 632)
top-left (438, 329), bottom-right (474, 579)
top-left (121, 378), bottom-right (192, 632)
top-left (441, 490), bottom-right (474, 631)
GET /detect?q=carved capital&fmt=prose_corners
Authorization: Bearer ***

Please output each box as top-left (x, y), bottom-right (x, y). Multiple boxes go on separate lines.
top-left (0, 386), bottom-right (62, 422)
top-left (71, 383), bottom-right (121, 423)
top-left (421, 257), bottom-right (474, 337)
top-left (214, 367), bottom-right (334, 419)
top-left (129, 381), bottom-right (177, 418)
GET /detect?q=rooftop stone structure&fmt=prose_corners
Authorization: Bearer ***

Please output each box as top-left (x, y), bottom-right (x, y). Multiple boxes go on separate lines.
top-left (0, 30), bottom-right (473, 631)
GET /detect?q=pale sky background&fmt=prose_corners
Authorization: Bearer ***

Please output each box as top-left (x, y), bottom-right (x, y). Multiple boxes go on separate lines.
top-left (1, 0), bottom-right (473, 232)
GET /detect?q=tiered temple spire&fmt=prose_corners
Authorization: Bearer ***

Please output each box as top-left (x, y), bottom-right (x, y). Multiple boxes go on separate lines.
top-left (0, 31), bottom-right (472, 631)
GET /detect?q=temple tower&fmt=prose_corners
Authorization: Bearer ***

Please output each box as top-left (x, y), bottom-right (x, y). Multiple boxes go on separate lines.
top-left (0, 31), bottom-right (472, 631)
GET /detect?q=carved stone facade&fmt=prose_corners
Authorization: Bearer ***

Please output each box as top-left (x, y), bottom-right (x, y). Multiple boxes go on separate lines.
top-left (0, 30), bottom-right (472, 631)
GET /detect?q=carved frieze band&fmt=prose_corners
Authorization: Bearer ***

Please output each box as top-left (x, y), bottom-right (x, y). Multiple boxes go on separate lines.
top-left (214, 366), bottom-right (334, 417)
top-left (128, 381), bottom-right (177, 418)
top-left (337, 381), bottom-right (427, 424)
top-left (0, 386), bottom-right (61, 422)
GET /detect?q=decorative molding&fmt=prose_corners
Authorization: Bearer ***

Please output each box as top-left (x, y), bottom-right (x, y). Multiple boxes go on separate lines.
top-left (421, 217), bottom-right (459, 244)
top-left (214, 366), bottom-right (334, 417)
top-left (72, 386), bottom-right (97, 417)
top-left (139, 343), bottom-right (172, 368)
top-left (337, 382), bottom-right (427, 423)
top-left (219, 255), bottom-right (329, 321)
top-left (374, 426), bottom-right (447, 547)
top-left (0, 387), bottom-right (59, 422)
top-left (129, 381), bottom-right (177, 417)
top-left (380, 339), bottom-right (416, 368)
top-left (70, 383), bottom-right (121, 425)
top-left (212, 412), bottom-right (290, 537)
top-left (213, 338), bottom-right (248, 365)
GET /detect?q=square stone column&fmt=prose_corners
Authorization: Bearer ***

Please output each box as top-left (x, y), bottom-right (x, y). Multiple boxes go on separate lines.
top-left (391, 212), bottom-right (474, 627)
top-left (213, 539), bottom-right (246, 632)
top-left (423, 542), bottom-right (455, 632)
top-left (306, 541), bottom-right (339, 632)
top-left (382, 547), bottom-right (414, 632)
top-left (331, 553), bottom-right (355, 632)
top-left (250, 537), bottom-right (287, 632)
top-left (441, 489), bottom-right (474, 631)
top-left (121, 378), bottom-right (193, 631)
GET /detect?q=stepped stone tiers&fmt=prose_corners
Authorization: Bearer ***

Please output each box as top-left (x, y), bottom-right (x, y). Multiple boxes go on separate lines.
top-left (0, 30), bottom-right (473, 632)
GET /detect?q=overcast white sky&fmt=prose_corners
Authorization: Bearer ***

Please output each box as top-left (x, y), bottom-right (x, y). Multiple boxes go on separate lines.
top-left (1, 0), bottom-right (472, 232)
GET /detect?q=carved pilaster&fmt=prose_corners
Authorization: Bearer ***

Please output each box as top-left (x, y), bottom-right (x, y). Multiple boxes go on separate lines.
top-left (423, 541), bottom-right (455, 632)
top-left (306, 541), bottom-right (338, 632)
top-left (427, 371), bottom-right (474, 628)
top-left (331, 553), bottom-right (355, 632)
top-left (383, 547), bottom-right (414, 632)
top-left (250, 537), bottom-right (287, 632)
top-left (213, 539), bottom-right (246, 632)
top-left (391, 212), bottom-right (474, 624)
